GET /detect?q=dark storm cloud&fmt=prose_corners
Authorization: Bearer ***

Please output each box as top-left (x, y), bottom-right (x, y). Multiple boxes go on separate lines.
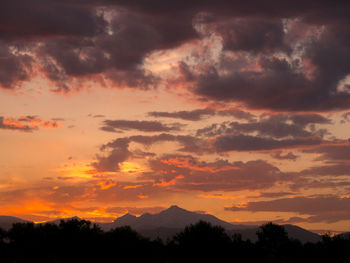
top-left (0, 42), bottom-right (32, 89)
top-left (0, 0), bottom-right (105, 40)
top-left (0, 0), bottom-right (349, 110)
top-left (100, 120), bottom-right (182, 132)
top-left (195, 54), bottom-right (350, 111)
top-left (213, 18), bottom-right (287, 53)
top-left (225, 195), bottom-right (350, 223)
top-left (0, 1), bottom-right (197, 90)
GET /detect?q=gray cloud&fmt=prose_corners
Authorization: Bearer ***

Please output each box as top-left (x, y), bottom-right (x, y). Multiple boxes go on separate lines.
top-left (270, 151), bottom-right (299, 161)
top-left (0, 42), bottom-right (32, 89)
top-left (140, 154), bottom-right (290, 192)
top-left (197, 113), bottom-right (331, 138)
top-left (100, 120), bottom-right (182, 133)
top-left (105, 206), bottom-right (165, 215)
top-left (0, 115), bottom-right (61, 132)
top-left (148, 109), bottom-right (215, 121)
top-left (148, 108), bottom-right (256, 121)
top-left (225, 195), bottom-right (350, 223)
top-left (214, 134), bottom-right (322, 152)
top-left (92, 138), bottom-right (131, 172)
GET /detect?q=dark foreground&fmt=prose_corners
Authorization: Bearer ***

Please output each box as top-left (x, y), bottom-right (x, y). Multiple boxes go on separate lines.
top-left (0, 219), bottom-right (348, 263)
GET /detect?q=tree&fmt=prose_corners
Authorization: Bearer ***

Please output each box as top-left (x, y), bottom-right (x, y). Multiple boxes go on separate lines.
top-left (256, 222), bottom-right (294, 263)
top-left (171, 221), bottom-right (231, 263)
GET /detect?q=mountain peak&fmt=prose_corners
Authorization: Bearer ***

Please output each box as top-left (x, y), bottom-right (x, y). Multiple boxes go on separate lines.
top-left (167, 205), bottom-right (184, 211)
top-left (113, 213), bottom-right (137, 223)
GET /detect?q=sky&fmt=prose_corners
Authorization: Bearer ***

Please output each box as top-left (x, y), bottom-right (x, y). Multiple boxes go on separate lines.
top-left (1, 0), bottom-right (350, 231)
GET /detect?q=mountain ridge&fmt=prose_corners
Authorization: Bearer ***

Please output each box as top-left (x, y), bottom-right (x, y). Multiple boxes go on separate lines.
top-left (101, 205), bottom-right (249, 231)
top-left (0, 206), bottom-right (331, 243)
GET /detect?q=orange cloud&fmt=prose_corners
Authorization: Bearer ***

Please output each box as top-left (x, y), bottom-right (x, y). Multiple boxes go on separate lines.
top-left (0, 115), bottom-right (62, 132)
top-left (198, 194), bottom-right (247, 200)
top-left (153, 175), bottom-right (184, 187)
top-left (160, 157), bottom-right (240, 173)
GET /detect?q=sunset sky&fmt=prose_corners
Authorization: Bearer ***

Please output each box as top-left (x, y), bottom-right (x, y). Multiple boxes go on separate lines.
top-left (1, 0), bottom-right (350, 231)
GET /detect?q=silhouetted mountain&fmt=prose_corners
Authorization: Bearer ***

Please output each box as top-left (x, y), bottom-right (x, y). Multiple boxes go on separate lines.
top-left (228, 224), bottom-right (321, 243)
top-left (43, 216), bottom-right (81, 225)
top-left (0, 208), bottom-right (333, 244)
top-left (98, 206), bottom-right (322, 243)
top-left (100, 205), bottom-right (247, 231)
top-left (0, 216), bottom-right (30, 230)
top-left (335, 232), bottom-right (350, 239)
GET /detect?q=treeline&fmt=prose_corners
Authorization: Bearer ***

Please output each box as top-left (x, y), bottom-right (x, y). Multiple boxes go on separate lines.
top-left (0, 219), bottom-right (349, 263)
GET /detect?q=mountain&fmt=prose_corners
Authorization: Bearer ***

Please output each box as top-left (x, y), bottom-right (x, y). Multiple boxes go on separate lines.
top-left (100, 205), bottom-right (248, 231)
top-left (0, 216), bottom-right (30, 230)
top-left (99, 206), bottom-right (322, 243)
top-left (0, 207), bottom-right (326, 243)
top-left (283, 224), bottom-right (321, 243)
top-left (43, 216), bottom-right (82, 225)
top-left (228, 224), bottom-right (321, 243)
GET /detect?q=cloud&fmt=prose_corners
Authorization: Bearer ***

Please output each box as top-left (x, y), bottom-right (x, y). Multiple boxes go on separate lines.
top-left (341, 112), bottom-right (350, 123)
top-left (300, 163), bottom-right (350, 177)
top-left (0, 0), bottom-right (348, 113)
top-left (100, 120), bottom-right (182, 133)
top-left (92, 133), bottom-right (211, 172)
top-left (257, 192), bottom-right (296, 198)
top-left (148, 109), bottom-right (215, 121)
top-left (214, 134), bottom-right (322, 152)
top-left (92, 138), bottom-right (131, 172)
top-left (217, 110), bottom-right (256, 121)
top-left (105, 206), bottom-right (165, 215)
top-left (302, 143), bottom-right (350, 162)
top-left (140, 155), bottom-right (290, 192)
top-left (213, 17), bottom-right (287, 53)
top-left (0, 0), bottom-right (105, 40)
top-left (0, 2), bottom-right (197, 91)
top-left (270, 151), bottom-right (299, 161)
top-left (148, 108), bottom-right (256, 121)
top-left (225, 195), bottom-right (350, 223)
top-left (193, 23), bottom-right (350, 111)
top-left (0, 116), bottom-right (62, 132)
top-left (194, 113), bottom-right (330, 152)
top-left (197, 113), bottom-right (330, 138)
top-left (0, 41), bottom-right (32, 89)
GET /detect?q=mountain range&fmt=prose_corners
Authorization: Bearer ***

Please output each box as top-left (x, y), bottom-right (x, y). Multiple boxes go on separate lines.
top-left (0, 205), bottom-right (325, 243)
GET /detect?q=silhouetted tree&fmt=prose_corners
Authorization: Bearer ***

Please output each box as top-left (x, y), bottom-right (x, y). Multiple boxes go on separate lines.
top-left (2, 219), bottom-right (349, 263)
top-left (256, 222), bottom-right (302, 263)
top-left (171, 221), bottom-right (231, 263)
